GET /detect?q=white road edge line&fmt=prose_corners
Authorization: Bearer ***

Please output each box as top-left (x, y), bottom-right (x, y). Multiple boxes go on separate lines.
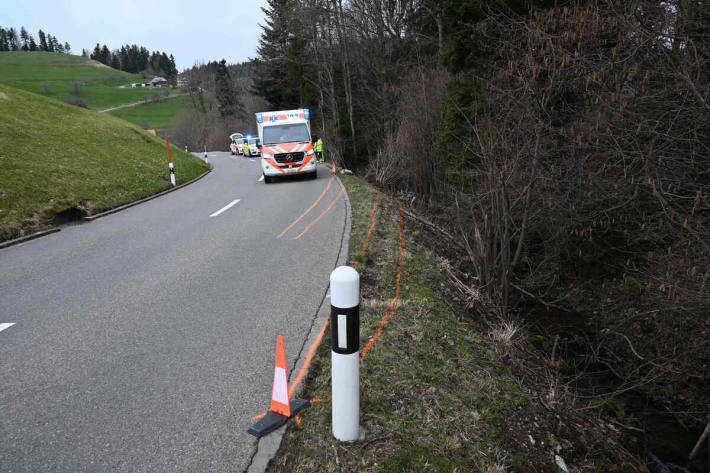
top-left (258, 175), bottom-right (264, 182)
top-left (0, 323), bottom-right (16, 333)
top-left (209, 199), bottom-right (241, 218)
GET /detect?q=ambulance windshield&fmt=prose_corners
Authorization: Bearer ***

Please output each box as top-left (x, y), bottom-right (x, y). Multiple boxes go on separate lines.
top-left (263, 123), bottom-right (310, 145)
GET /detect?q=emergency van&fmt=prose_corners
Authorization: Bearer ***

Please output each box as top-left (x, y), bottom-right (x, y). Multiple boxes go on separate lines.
top-left (256, 109), bottom-right (317, 183)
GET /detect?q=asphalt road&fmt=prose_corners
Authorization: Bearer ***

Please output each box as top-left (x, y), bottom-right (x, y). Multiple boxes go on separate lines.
top-left (0, 153), bottom-right (347, 472)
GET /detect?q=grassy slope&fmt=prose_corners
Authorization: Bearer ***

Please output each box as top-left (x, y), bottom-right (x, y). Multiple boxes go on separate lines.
top-left (0, 84), bottom-right (208, 240)
top-left (108, 94), bottom-right (193, 130)
top-left (0, 51), bottom-right (158, 109)
top-left (269, 176), bottom-right (626, 472)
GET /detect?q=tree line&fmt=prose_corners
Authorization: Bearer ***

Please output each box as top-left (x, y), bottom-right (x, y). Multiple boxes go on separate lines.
top-left (253, 1), bottom-right (708, 469)
top-left (84, 43), bottom-right (178, 81)
top-left (0, 26), bottom-right (70, 53)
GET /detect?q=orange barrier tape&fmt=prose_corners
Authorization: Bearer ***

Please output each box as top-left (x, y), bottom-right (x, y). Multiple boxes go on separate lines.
top-left (294, 188), bottom-right (345, 240)
top-left (277, 177), bottom-right (334, 239)
top-left (360, 202), bottom-right (404, 360)
top-left (353, 198), bottom-right (379, 269)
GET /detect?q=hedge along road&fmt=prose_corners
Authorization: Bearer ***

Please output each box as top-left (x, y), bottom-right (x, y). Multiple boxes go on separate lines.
top-left (0, 152), bottom-right (346, 472)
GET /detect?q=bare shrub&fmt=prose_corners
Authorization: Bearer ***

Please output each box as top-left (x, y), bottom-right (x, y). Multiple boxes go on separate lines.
top-left (366, 68), bottom-right (448, 197)
top-left (489, 320), bottom-right (520, 354)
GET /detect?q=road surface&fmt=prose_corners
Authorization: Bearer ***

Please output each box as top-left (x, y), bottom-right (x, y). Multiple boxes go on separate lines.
top-left (0, 153), bottom-right (346, 472)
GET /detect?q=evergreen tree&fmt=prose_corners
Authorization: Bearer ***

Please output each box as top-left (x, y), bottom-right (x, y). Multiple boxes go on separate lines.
top-left (7, 28), bottom-right (18, 50)
top-left (20, 26), bottom-right (29, 50)
top-left (100, 44), bottom-right (110, 65)
top-left (82, 48), bottom-right (88, 58)
top-left (119, 46), bottom-right (128, 71)
top-left (38, 29), bottom-right (47, 51)
top-left (64, 42), bottom-right (70, 53)
top-left (0, 28), bottom-right (8, 51)
top-left (110, 51), bottom-right (120, 69)
top-left (91, 43), bottom-right (101, 60)
top-left (214, 59), bottom-right (244, 118)
top-left (46, 34), bottom-right (55, 52)
top-left (29, 35), bottom-right (37, 51)
top-left (253, 0), bottom-right (301, 108)
top-left (51, 35), bottom-right (59, 52)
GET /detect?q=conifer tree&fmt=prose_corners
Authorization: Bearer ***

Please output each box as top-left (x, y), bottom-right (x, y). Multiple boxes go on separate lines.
top-left (38, 29), bottom-right (47, 51)
top-left (19, 27), bottom-right (29, 50)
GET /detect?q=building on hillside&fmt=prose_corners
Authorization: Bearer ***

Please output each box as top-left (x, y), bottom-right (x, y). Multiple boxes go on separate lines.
top-left (150, 77), bottom-right (168, 88)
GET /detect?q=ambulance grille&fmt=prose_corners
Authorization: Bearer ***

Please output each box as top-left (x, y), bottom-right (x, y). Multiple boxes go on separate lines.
top-left (274, 152), bottom-right (304, 164)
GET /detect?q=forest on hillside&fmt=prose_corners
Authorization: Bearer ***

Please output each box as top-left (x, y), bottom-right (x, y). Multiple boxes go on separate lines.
top-left (253, 1), bottom-right (708, 471)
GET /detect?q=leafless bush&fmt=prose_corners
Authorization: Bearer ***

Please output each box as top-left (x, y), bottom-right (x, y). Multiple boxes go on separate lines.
top-left (366, 68), bottom-right (448, 197)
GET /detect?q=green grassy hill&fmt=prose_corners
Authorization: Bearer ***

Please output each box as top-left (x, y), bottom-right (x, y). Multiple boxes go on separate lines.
top-left (0, 51), bottom-right (163, 110)
top-left (0, 83), bottom-right (208, 241)
top-left (108, 94), bottom-right (193, 130)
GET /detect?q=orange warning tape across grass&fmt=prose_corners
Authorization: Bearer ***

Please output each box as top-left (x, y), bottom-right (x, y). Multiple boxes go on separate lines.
top-left (360, 202), bottom-right (404, 360)
top-left (352, 197), bottom-right (379, 270)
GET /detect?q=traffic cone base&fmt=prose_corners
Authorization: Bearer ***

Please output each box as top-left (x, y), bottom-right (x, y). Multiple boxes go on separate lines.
top-left (332, 161), bottom-right (336, 174)
top-left (248, 335), bottom-right (310, 438)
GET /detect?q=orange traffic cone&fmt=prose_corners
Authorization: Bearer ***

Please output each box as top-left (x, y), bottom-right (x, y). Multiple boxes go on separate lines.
top-left (248, 335), bottom-right (310, 438)
top-left (332, 160), bottom-right (336, 174)
top-left (270, 335), bottom-right (291, 416)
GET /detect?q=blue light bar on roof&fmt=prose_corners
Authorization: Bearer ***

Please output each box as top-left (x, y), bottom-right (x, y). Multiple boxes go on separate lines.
top-left (304, 108), bottom-right (310, 120)
top-left (256, 113), bottom-right (263, 124)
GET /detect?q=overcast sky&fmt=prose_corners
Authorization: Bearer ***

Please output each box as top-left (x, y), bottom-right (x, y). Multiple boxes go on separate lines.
top-left (3, 0), bottom-right (267, 70)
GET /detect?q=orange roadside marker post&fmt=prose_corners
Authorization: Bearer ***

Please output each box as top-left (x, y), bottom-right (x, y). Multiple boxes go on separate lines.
top-left (332, 160), bottom-right (336, 174)
top-left (248, 335), bottom-right (310, 437)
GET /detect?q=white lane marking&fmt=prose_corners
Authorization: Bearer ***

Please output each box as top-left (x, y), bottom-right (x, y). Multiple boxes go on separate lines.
top-left (0, 323), bottom-right (16, 333)
top-left (258, 175), bottom-right (264, 182)
top-left (209, 199), bottom-right (241, 217)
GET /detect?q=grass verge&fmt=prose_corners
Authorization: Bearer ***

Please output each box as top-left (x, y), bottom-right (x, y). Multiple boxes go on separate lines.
top-left (0, 84), bottom-right (208, 241)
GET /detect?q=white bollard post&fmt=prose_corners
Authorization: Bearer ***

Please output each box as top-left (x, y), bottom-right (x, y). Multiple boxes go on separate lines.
top-left (204, 147), bottom-right (208, 163)
top-left (169, 161), bottom-right (176, 186)
top-left (184, 146), bottom-right (188, 152)
top-left (330, 266), bottom-right (360, 441)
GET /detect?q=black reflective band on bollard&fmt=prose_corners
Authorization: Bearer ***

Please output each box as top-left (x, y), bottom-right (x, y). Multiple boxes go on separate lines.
top-left (330, 304), bottom-right (359, 355)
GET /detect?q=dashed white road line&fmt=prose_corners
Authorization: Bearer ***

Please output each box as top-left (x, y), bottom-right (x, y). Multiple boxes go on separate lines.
top-left (258, 175), bottom-right (264, 182)
top-left (0, 323), bottom-right (16, 333)
top-left (209, 199), bottom-right (241, 217)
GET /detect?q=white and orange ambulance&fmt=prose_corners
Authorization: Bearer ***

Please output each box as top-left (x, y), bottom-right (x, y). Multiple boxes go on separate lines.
top-left (256, 109), bottom-right (317, 183)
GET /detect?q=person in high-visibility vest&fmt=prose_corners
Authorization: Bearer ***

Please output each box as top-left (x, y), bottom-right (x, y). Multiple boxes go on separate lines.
top-left (314, 137), bottom-right (324, 163)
